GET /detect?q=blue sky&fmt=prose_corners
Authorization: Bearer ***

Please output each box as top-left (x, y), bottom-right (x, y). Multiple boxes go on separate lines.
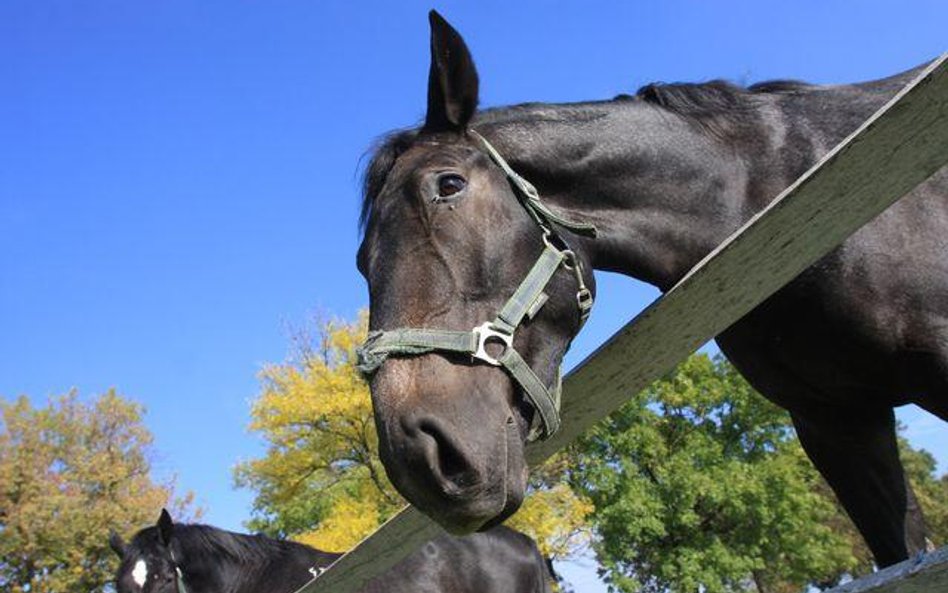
top-left (2, 2), bottom-right (946, 590)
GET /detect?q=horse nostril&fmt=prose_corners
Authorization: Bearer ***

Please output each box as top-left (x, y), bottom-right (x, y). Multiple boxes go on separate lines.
top-left (416, 417), bottom-right (480, 491)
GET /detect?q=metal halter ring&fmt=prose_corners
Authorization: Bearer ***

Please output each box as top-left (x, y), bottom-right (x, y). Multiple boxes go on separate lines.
top-left (472, 322), bottom-right (513, 366)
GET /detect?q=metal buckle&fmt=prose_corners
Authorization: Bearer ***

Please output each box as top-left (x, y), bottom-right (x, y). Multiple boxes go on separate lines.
top-left (577, 288), bottom-right (593, 324)
top-left (577, 288), bottom-right (593, 309)
top-left (472, 322), bottom-right (513, 366)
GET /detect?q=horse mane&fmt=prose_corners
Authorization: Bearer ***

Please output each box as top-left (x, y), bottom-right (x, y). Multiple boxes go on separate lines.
top-left (180, 524), bottom-right (317, 564)
top-left (632, 78), bottom-right (813, 136)
top-left (636, 78), bottom-right (811, 110)
top-left (128, 523), bottom-right (327, 567)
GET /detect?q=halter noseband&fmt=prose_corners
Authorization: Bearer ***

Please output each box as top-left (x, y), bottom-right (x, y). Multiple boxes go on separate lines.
top-left (356, 130), bottom-right (597, 441)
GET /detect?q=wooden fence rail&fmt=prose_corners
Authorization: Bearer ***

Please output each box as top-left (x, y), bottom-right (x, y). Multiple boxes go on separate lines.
top-left (296, 52), bottom-right (948, 593)
top-left (824, 547), bottom-right (948, 593)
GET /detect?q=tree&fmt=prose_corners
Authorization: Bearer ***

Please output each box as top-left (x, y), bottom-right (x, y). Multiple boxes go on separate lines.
top-left (235, 313), bottom-right (591, 558)
top-left (570, 354), bottom-right (860, 593)
top-left (0, 389), bottom-right (197, 593)
top-left (899, 437), bottom-right (948, 547)
top-left (807, 435), bottom-right (948, 588)
top-left (568, 354), bottom-right (948, 593)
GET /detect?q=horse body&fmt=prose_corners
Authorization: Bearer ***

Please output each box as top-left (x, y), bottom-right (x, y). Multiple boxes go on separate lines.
top-left (111, 510), bottom-right (551, 593)
top-left (359, 11), bottom-right (946, 568)
top-left (360, 527), bottom-right (550, 593)
top-left (471, 66), bottom-right (948, 412)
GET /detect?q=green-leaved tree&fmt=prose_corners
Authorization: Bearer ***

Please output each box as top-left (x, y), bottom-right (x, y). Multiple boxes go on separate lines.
top-left (571, 354), bottom-right (858, 593)
top-left (569, 354), bottom-right (948, 593)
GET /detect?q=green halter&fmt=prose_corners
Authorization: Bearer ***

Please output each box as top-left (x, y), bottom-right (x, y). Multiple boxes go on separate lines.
top-left (356, 130), bottom-right (597, 441)
top-left (169, 549), bottom-right (189, 593)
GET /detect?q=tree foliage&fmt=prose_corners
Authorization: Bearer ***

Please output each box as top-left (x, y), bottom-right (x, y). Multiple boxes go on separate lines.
top-left (235, 313), bottom-right (591, 557)
top-left (0, 389), bottom-right (197, 593)
top-left (506, 453), bottom-right (593, 560)
top-left (569, 353), bottom-right (948, 593)
top-left (900, 439), bottom-right (948, 546)
top-left (571, 354), bottom-right (858, 593)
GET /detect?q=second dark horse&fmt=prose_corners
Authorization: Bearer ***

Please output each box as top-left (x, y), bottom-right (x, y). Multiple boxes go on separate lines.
top-left (357, 11), bottom-right (946, 567)
top-left (110, 510), bottom-right (551, 593)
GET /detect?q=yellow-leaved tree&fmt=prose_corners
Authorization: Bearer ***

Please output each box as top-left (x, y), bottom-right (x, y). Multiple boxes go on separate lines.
top-left (0, 389), bottom-right (199, 593)
top-left (235, 312), bottom-right (591, 558)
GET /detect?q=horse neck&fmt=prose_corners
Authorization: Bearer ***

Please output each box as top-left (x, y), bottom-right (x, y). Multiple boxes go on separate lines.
top-left (476, 72), bottom-right (911, 291)
top-left (175, 526), bottom-right (332, 593)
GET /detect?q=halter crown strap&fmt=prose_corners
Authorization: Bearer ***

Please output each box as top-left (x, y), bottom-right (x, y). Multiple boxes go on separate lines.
top-left (357, 129), bottom-right (596, 441)
top-left (468, 129), bottom-right (598, 238)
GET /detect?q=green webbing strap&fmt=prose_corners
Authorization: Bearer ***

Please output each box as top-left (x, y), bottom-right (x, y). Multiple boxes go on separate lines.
top-left (494, 244), bottom-right (564, 333)
top-left (357, 329), bottom-right (477, 373)
top-left (497, 348), bottom-right (561, 439)
top-left (169, 550), bottom-right (188, 593)
top-left (468, 129), bottom-right (598, 238)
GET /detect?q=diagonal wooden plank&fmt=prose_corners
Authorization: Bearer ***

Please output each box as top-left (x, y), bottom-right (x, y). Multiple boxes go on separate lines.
top-left (298, 53), bottom-right (948, 593)
top-left (822, 547), bottom-right (948, 593)
top-left (291, 506), bottom-right (442, 593)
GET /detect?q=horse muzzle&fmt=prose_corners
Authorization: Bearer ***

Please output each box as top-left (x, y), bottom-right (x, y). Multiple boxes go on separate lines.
top-left (370, 358), bottom-right (528, 533)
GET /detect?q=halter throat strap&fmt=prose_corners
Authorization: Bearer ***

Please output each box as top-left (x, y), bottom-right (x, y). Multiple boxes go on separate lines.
top-left (356, 129), bottom-right (596, 441)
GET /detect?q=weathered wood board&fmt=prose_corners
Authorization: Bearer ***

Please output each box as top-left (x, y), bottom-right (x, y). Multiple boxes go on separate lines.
top-left (291, 506), bottom-right (441, 593)
top-left (296, 52), bottom-right (948, 593)
top-left (823, 547), bottom-right (948, 593)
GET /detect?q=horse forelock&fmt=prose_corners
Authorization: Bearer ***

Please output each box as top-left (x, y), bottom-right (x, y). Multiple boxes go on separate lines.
top-left (360, 129), bottom-right (418, 233)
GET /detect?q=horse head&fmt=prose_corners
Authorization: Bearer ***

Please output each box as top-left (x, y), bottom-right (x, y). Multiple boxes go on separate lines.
top-left (358, 11), bottom-right (595, 533)
top-left (111, 509), bottom-right (188, 593)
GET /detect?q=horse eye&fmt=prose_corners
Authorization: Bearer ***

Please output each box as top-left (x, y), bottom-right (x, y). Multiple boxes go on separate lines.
top-left (436, 174), bottom-right (467, 199)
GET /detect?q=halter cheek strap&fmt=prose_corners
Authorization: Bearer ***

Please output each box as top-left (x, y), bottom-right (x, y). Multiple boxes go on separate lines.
top-left (356, 130), bottom-right (597, 441)
top-left (169, 550), bottom-right (189, 593)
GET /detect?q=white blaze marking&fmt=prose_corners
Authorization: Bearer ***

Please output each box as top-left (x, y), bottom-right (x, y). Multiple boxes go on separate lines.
top-left (132, 559), bottom-right (148, 587)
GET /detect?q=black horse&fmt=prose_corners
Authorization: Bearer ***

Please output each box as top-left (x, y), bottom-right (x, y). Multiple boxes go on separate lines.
top-left (357, 11), bottom-right (946, 568)
top-left (110, 509), bottom-right (551, 593)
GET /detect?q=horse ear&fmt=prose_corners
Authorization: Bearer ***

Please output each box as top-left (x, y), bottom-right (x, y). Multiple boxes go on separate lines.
top-left (423, 10), bottom-right (479, 133)
top-left (109, 531), bottom-right (127, 558)
top-left (157, 508), bottom-right (175, 546)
